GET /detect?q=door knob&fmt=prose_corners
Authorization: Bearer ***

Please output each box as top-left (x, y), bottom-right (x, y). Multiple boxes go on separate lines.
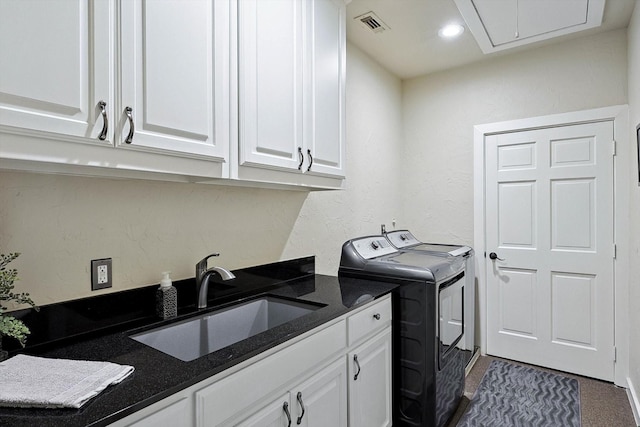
top-left (489, 252), bottom-right (505, 261)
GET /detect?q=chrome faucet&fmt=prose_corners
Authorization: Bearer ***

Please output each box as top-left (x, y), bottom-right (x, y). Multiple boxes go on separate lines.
top-left (196, 253), bottom-right (236, 309)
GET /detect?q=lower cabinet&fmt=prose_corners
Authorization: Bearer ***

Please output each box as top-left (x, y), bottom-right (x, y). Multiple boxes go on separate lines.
top-left (109, 393), bottom-right (194, 427)
top-left (291, 359), bottom-right (348, 427)
top-left (231, 359), bottom-right (347, 427)
top-left (233, 393), bottom-right (290, 427)
top-left (348, 329), bottom-right (393, 427)
top-left (108, 295), bottom-right (391, 427)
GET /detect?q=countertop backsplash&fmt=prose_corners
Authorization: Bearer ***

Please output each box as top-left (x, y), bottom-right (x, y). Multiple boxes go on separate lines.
top-left (4, 256), bottom-right (315, 355)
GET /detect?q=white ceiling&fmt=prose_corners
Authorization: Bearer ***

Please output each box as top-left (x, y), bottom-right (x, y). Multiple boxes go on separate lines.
top-left (346, 0), bottom-right (636, 79)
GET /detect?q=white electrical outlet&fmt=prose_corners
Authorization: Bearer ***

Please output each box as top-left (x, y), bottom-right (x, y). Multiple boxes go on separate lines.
top-left (97, 265), bottom-right (108, 284)
top-left (91, 258), bottom-right (112, 290)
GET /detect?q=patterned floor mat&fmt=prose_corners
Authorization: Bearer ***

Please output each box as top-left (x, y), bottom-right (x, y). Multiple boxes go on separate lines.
top-left (456, 360), bottom-right (581, 427)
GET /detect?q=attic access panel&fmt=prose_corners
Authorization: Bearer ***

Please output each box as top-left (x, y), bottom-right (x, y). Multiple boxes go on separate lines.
top-left (455, 0), bottom-right (605, 53)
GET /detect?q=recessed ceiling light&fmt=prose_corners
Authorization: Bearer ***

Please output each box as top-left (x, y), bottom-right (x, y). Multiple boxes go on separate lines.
top-left (438, 23), bottom-right (465, 39)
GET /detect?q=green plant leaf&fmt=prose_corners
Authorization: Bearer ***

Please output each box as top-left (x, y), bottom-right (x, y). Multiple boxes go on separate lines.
top-left (0, 252), bottom-right (38, 347)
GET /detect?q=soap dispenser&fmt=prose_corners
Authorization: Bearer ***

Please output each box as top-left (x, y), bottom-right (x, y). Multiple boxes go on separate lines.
top-left (156, 272), bottom-right (177, 319)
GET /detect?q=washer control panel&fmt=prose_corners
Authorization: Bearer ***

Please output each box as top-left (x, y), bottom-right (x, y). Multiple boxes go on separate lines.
top-left (351, 236), bottom-right (397, 259)
top-left (385, 230), bottom-right (420, 248)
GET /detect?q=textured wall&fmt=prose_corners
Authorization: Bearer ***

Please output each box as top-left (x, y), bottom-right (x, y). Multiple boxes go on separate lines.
top-left (627, 0), bottom-right (640, 415)
top-left (282, 42), bottom-right (403, 275)
top-left (401, 29), bottom-right (628, 245)
top-left (0, 43), bottom-right (402, 306)
top-left (0, 173), bottom-right (308, 305)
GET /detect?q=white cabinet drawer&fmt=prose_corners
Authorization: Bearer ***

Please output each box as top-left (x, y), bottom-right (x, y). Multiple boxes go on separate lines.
top-left (347, 295), bottom-right (392, 346)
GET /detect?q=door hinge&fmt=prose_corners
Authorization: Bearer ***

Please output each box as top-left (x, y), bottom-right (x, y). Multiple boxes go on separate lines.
top-left (614, 346), bottom-right (617, 363)
top-left (612, 140), bottom-right (617, 156)
top-left (613, 244), bottom-right (617, 259)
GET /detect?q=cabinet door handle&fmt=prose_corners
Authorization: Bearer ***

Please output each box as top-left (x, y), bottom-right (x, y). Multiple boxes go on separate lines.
top-left (124, 107), bottom-right (135, 144)
top-left (353, 354), bottom-right (361, 381)
top-left (373, 313), bottom-right (381, 320)
top-left (283, 401), bottom-right (292, 427)
top-left (98, 100), bottom-right (108, 140)
top-left (297, 147), bottom-right (304, 170)
top-left (296, 392), bottom-right (305, 424)
top-left (306, 149), bottom-right (313, 172)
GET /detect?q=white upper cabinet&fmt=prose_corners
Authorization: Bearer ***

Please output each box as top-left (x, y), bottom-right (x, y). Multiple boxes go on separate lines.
top-left (119, 0), bottom-right (229, 161)
top-left (0, 0), bottom-right (113, 143)
top-left (237, 0), bottom-right (346, 187)
top-left (238, 0), bottom-right (304, 171)
top-left (305, 0), bottom-right (346, 178)
top-left (0, 0), bottom-right (345, 189)
top-left (0, 0), bottom-right (230, 180)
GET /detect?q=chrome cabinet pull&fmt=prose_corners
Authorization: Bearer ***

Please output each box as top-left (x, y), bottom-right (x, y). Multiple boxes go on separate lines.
top-left (296, 392), bottom-right (305, 424)
top-left (353, 354), bottom-right (361, 381)
top-left (306, 149), bottom-right (313, 172)
top-left (297, 147), bottom-right (304, 170)
top-left (373, 313), bottom-right (381, 320)
top-left (125, 107), bottom-right (135, 144)
top-left (283, 401), bottom-right (292, 427)
top-left (98, 100), bottom-right (108, 140)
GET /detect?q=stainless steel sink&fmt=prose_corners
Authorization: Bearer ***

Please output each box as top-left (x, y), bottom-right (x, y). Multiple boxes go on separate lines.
top-left (130, 296), bottom-right (322, 361)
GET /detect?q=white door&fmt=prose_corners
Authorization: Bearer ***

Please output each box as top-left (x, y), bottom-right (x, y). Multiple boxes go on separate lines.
top-left (119, 0), bottom-right (229, 160)
top-left (0, 0), bottom-right (112, 143)
top-left (348, 329), bottom-right (392, 427)
top-left (485, 121), bottom-right (615, 381)
top-left (293, 359), bottom-right (347, 427)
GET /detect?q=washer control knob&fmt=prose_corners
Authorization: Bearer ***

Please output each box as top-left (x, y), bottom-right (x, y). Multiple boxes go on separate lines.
top-left (371, 241), bottom-right (380, 250)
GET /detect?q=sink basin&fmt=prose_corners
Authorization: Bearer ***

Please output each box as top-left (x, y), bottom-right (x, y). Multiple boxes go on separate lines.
top-left (130, 296), bottom-right (322, 361)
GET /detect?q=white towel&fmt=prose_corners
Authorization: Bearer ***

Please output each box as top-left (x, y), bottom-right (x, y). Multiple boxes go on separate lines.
top-left (0, 354), bottom-right (134, 409)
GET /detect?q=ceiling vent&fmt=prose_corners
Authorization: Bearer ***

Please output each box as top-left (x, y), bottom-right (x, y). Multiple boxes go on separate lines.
top-left (355, 11), bottom-right (390, 34)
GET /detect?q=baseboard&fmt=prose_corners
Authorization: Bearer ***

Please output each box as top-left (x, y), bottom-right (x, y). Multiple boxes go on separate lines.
top-left (627, 377), bottom-right (640, 426)
top-left (465, 347), bottom-right (481, 377)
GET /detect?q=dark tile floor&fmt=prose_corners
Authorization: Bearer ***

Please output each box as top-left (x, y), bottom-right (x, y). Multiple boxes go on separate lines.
top-left (447, 355), bottom-right (637, 427)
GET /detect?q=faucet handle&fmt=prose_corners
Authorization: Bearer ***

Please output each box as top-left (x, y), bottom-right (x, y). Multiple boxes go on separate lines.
top-left (196, 253), bottom-right (221, 279)
top-left (202, 253), bottom-right (220, 262)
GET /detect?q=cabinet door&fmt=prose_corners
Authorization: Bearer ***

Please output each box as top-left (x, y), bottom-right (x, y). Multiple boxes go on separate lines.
top-left (293, 359), bottom-right (347, 427)
top-left (195, 321), bottom-right (346, 427)
top-left (232, 393), bottom-right (292, 427)
top-left (119, 0), bottom-right (229, 161)
top-left (348, 329), bottom-right (392, 427)
top-left (106, 393), bottom-right (193, 427)
top-left (238, 0), bottom-right (304, 171)
top-left (305, 0), bottom-right (346, 178)
top-left (0, 0), bottom-right (113, 143)
top-left (121, 397), bottom-right (192, 427)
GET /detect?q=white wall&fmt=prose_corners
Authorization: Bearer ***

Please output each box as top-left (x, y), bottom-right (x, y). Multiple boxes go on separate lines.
top-left (0, 43), bottom-right (402, 306)
top-left (626, 0), bottom-right (640, 419)
top-left (0, 173), bottom-right (307, 305)
top-left (401, 29), bottom-right (628, 244)
top-left (282, 42), bottom-right (403, 274)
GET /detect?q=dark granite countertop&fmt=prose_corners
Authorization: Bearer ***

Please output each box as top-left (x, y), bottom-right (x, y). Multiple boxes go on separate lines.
top-left (0, 257), bottom-right (396, 427)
